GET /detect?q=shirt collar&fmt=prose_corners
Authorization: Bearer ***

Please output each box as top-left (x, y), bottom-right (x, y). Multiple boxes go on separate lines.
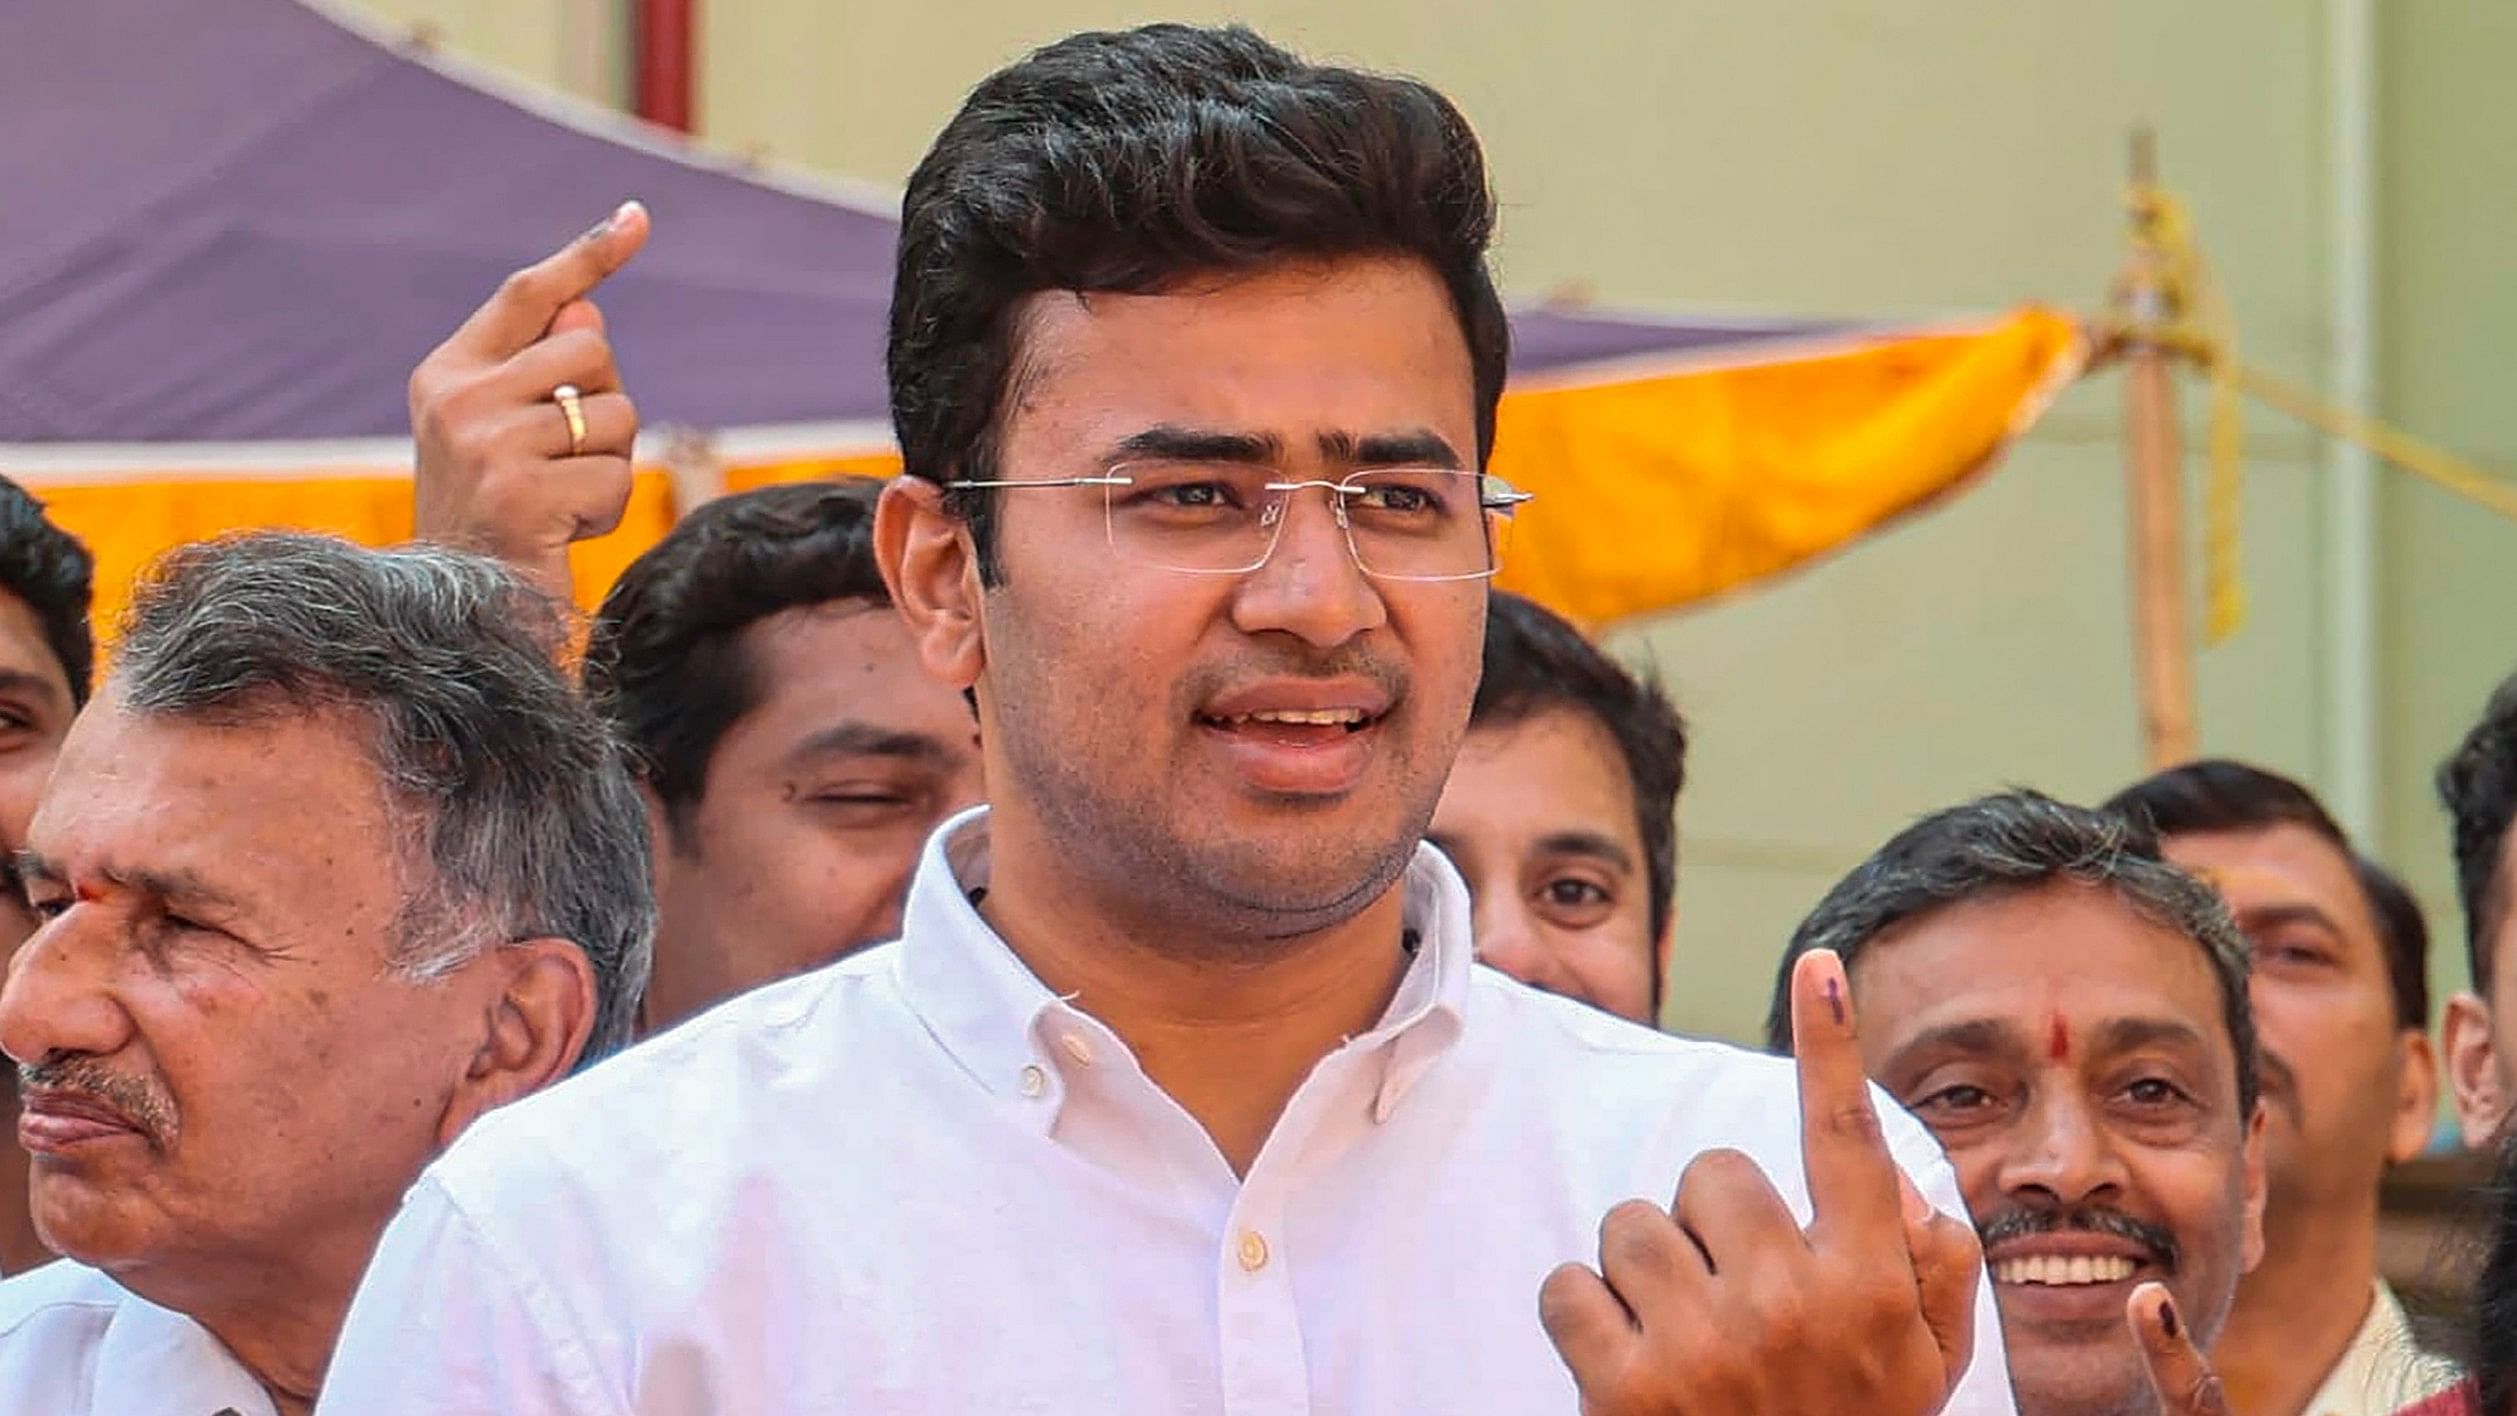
top-left (85, 1272), bottom-right (276, 1416)
top-left (895, 807), bottom-right (1475, 1127)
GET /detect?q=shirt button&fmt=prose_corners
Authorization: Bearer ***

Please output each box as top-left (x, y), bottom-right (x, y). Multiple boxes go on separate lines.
top-left (1058, 1034), bottom-right (1093, 1066)
top-left (1018, 1065), bottom-right (1048, 1098)
top-left (1237, 1229), bottom-right (1270, 1273)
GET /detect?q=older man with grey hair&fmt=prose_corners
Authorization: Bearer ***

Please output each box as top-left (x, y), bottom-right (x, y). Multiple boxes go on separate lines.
top-left (0, 532), bottom-right (652, 1416)
top-left (1767, 790), bottom-right (2266, 1416)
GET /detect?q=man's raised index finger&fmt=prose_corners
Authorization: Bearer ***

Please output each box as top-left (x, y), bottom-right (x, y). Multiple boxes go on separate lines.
top-left (1789, 948), bottom-right (1907, 1249)
top-left (451, 200), bottom-right (650, 359)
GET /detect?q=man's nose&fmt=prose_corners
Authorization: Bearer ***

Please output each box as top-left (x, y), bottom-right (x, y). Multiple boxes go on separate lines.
top-left (1228, 488), bottom-right (1389, 649)
top-left (0, 908), bottom-right (132, 1068)
top-left (1474, 896), bottom-right (1570, 995)
top-left (1997, 1089), bottom-right (2132, 1208)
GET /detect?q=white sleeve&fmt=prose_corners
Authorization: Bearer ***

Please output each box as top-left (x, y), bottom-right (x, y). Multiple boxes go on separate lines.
top-left (1899, 1145), bottom-right (2019, 1416)
top-left (315, 1176), bottom-right (621, 1416)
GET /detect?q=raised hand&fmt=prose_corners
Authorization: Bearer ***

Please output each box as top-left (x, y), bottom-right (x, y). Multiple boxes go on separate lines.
top-left (1538, 949), bottom-right (1984, 1414)
top-left (2130, 1282), bottom-right (2229, 1415)
top-left (410, 200), bottom-right (649, 604)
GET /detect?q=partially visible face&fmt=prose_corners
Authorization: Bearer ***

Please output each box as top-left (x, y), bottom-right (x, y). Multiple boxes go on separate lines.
top-left (0, 588), bottom-right (78, 961)
top-left (2451, 828), bottom-right (2517, 1147)
top-left (1852, 883), bottom-right (2264, 1416)
top-left (0, 695), bottom-right (493, 1292)
top-left (645, 600), bottom-right (983, 1030)
top-left (974, 257), bottom-right (1489, 939)
top-left (1430, 706), bottom-right (1660, 1023)
top-left (2160, 826), bottom-right (2429, 1230)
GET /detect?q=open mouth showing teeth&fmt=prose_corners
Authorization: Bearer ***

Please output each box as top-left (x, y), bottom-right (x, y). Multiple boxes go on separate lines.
top-left (1994, 1255), bottom-right (2140, 1286)
top-left (1202, 709), bottom-right (1375, 732)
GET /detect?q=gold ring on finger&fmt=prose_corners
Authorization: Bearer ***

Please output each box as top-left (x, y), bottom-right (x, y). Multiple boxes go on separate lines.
top-left (551, 383), bottom-right (587, 456)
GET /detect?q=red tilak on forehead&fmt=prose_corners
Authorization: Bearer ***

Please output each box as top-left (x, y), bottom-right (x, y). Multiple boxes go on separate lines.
top-left (2048, 1014), bottom-right (2071, 1063)
top-left (72, 882), bottom-right (104, 905)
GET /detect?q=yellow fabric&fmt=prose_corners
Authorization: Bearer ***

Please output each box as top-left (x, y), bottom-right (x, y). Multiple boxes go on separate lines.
top-left (1489, 306), bottom-right (2084, 628)
top-left (24, 312), bottom-right (2079, 640)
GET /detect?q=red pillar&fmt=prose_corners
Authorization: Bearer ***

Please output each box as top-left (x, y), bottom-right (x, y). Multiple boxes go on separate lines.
top-left (633, 0), bottom-right (695, 132)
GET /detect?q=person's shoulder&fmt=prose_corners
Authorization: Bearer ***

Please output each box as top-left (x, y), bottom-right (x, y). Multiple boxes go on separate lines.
top-left (0, 1260), bottom-right (122, 1344)
top-left (429, 944), bottom-right (903, 1199)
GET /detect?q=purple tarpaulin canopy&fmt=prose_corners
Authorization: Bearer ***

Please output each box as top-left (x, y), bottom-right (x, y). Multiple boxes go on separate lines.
top-left (0, 0), bottom-right (1833, 445)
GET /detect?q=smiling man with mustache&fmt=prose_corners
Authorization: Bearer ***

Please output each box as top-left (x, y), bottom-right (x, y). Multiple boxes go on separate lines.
top-left (0, 534), bottom-right (652, 1416)
top-left (1770, 791), bottom-right (2266, 1416)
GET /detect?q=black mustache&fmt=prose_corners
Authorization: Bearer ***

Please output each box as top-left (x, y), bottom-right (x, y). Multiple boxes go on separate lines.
top-left (1976, 1206), bottom-right (2180, 1271)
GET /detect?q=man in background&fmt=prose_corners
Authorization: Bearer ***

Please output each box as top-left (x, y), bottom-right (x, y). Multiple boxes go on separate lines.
top-left (0, 479), bottom-right (93, 1276)
top-left (584, 481), bottom-right (982, 1030)
top-left (1770, 790), bottom-right (2265, 1416)
top-left (1431, 591), bottom-right (1683, 1024)
top-left (2439, 672), bottom-right (2517, 1152)
top-left (407, 217), bottom-right (982, 1032)
top-left (0, 534), bottom-right (652, 1415)
top-left (2107, 760), bottom-right (2454, 1416)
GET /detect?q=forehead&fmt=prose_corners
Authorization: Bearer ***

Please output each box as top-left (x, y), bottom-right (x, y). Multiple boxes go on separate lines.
top-left (731, 601), bottom-right (972, 747)
top-left (33, 697), bottom-right (399, 907)
top-left (1437, 707), bottom-right (1641, 855)
top-left (1854, 882), bottom-right (2231, 1061)
top-left (0, 586), bottom-right (72, 705)
top-left (999, 256), bottom-right (1478, 467)
top-left (2160, 824), bottom-right (2373, 934)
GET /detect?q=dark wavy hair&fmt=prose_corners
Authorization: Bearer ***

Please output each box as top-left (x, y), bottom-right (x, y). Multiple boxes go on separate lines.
top-left (583, 479), bottom-right (890, 834)
top-left (1768, 790), bottom-right (2259, 1123)
top-left (886, 23), bottom-right (1510, 583)
top-left (0, 477), bottom-right (93, 705)
top-left (2441, 671), bottom-right (2517, 998)
top-left (1471, 592), bottom-right (1686, 953)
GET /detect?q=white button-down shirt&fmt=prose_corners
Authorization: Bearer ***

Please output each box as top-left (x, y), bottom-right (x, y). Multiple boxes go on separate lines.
top-left (0, 1260), bottom-right (277, 1415)
top-left (319, 811), bottom-right (2014, 1414)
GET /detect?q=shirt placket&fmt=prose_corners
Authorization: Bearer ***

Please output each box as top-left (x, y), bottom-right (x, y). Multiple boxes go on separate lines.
top-left (1211, 1037), bottom-right (1397, 1416)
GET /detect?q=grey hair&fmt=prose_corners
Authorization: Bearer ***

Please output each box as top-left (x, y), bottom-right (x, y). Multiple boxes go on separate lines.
top-left (1765, 789), bottom-right (2257, 1120)
top-left (111, 532), bottom-right (655, 1064)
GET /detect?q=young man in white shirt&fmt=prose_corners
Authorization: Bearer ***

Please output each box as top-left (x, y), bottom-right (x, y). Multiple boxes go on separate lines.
top-left (320, 24), bottom-right (2013, 1414)
top-left (0, 535), bottom-right (654, 1415)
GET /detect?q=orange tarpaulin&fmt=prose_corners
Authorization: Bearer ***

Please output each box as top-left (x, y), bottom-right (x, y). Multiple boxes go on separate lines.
top-left (1490, 305), bottom-right (2083, 627)
top-left (14, 307), bottom-right (2080, 639)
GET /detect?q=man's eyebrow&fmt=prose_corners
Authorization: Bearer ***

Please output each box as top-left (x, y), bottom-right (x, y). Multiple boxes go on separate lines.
top-left (1879, 1017), bottom-right (2025, 1077)
top-left (2094, 1016), bottom-right (2212, 1057)
top-left (1111, 426), bottom-right (1284, 466)
top-left (1319, 428), bottom-right (1466, 470)
top-left (788, 722), bottom-right (965, 766)
top-left (19, 850), bottom-right (251, 915)
top-left (2233, 901), bottom-right (2344, 939)
top-left (0, 669), bottom-right (66, 714)
top-left (1532, 831), bottom-right (1637, 874)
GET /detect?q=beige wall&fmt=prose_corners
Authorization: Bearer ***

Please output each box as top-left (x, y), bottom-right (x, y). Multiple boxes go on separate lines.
top-left (346, 0), bottom-right (2517, 1043)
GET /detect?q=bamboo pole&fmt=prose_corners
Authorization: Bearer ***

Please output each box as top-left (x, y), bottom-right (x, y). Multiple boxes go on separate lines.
top-left (2119, 131), bottom-right (2199, 769)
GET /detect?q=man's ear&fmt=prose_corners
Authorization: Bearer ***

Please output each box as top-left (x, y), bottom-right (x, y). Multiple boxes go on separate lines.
top-left (874, 476), bottom-right (984, 691)
top-left (435, 939), bottom-right (598, 1149)
top-left (2387, 1027), bottom-right (2442, 1164)
top-left (2237, 1098), bottom-right (2269, 1274)
top-left (2443, 991), bottom-right (2509, 1150)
